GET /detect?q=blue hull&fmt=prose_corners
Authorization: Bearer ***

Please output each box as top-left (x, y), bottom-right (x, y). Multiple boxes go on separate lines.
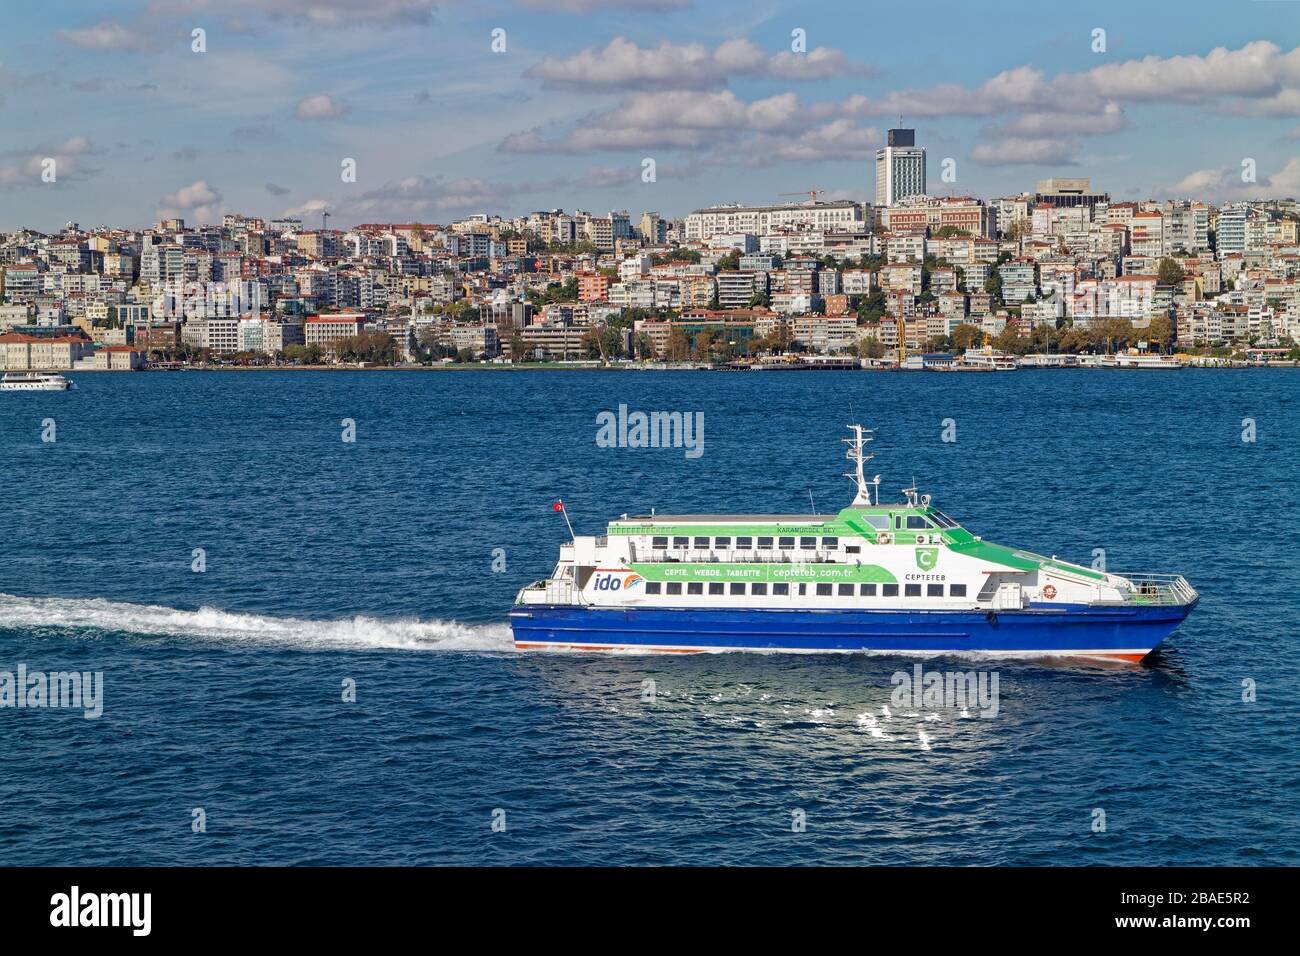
top-left (509, 601), bottom-right (1198, 661)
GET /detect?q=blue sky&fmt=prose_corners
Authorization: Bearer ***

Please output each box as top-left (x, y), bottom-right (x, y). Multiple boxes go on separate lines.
top-left (2, 0), bottom-right (1299, 230)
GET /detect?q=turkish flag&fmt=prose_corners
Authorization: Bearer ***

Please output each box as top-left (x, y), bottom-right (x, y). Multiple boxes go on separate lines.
top-left (552, 500), bottom-right (564, 512)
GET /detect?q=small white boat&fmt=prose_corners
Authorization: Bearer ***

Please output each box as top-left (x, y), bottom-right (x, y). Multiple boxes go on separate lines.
top-left (1, 371), bottom-right (73, 391)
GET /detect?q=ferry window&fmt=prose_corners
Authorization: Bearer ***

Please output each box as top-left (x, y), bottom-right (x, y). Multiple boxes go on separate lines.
top-left (652, 536), bottom-right (668, 548)
top-left (666, 582), bottom-right (682, 595)
top-left (859, 583), bottom-right (877, 596)
top-left (772, 583), bottom-right (790, 596)
top-left (757, 537), bottom-right (774, 550)
top-left (823, 537), bottom-right (839, 549)
top-left (798, 584), bottom-right (807, 596)
top-left (816, 583), bottom-right (832, 596)
top-left (687, 582), bottom-right (703, 595)
top-left (708, 583), bottom-right (725, 595)
top-left (882, 584), bottom-right (899, 597)
top-left (949, 584), bottom-right (967, 597)
top-left (779, 536), bottom-right (795, 549)
top-left (845, 545), bottom-right (861, 554)
top-left (905, 516), bottom-right (933, 530)
top-left (752, 583), bottom-right (768, 596)
top-left (800, 537), bottom-right (817, 550)
top-left (729, 583), bottom-right (745, 595)
top-left (735, 536), bottom-right (753, 548)
top-left (926, 584), bottom-right (943, 597)
top-left (931, 511), bottom-right (959, 529)
top-left (715, 536), bottom-right (731, 548)
top-left (894, 515), bottom-right (902, 530)
top-left (905, 584), bottom-right (922, 597)
top-left (837, 583), bottom-right (854, 596)
top-left (863, 515), bottom-right (889, 530)
top-left (646, 582), bottom-right (662, 594)
top-left (693, 536), bottom-right (709, 549)
top-left (673, 536), bottom-right (689, 548)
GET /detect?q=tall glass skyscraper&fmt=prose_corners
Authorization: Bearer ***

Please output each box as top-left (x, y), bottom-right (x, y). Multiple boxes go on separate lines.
top-left (874, 128), bottom-right (927, 207)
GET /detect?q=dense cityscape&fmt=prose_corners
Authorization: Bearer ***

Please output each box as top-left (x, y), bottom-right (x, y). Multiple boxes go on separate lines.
top-left (2, 127), bottom-right (1299, 373)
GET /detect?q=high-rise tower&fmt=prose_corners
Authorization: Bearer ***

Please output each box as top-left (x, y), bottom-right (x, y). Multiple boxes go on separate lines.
top-left (874, 127), bottom-right (926, 207)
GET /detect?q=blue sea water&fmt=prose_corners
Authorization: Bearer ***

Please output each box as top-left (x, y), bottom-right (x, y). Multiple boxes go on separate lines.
top-left (0, 368), bottom-right (1297, 866)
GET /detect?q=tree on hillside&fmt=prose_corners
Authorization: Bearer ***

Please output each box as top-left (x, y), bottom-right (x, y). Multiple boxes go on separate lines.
top-left (1157, 258), bottom-right (1186, 286)
top-left (951, 323), bottom-right (982, 351)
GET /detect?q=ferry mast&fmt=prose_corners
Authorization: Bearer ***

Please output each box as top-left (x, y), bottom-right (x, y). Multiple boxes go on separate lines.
top-left (843, 425), bottom-right (882, 506)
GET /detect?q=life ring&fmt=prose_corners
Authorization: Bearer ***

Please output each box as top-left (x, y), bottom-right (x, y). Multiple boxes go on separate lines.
top-left (1042, 584), bottom-right (1057, 599)
top-left (915, 533), bottom-right (927, 544)
top-left (876, 532), bottom-right (892, 545)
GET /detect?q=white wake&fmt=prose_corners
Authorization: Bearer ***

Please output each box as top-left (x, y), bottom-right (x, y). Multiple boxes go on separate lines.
top-left (0, 592), bottom-right (512, 653)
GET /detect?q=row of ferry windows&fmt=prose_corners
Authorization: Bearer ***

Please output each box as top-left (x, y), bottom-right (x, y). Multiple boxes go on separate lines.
top-left (643, 582), bottom-right (968, 598)
top-left (653, 535), bottom-right (840, 550)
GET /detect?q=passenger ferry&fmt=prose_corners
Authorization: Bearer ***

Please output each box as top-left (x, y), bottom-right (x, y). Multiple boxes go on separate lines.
top-left (1, 371), bottom-right (73, 391)
top-left (1113, 350), bottom-right (1182, 370)
top-left (958, 347), bottom-right (1018, 370)
top-left (510, 426), bottom-right (1198, 662)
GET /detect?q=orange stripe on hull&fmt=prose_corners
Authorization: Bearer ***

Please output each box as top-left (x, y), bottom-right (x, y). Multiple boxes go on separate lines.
top-left (1090, 651), bottom-right (1149, 663)
top-left (515, 642), bottom-right (1153, 662)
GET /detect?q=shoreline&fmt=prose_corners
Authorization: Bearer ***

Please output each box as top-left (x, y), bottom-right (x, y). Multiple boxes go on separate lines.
top-left (97, 360), bottom-right (1300, 373)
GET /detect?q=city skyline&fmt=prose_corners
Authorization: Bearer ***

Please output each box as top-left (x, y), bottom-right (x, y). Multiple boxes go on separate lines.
top-left (3, 0), bottom-right (1300, 231)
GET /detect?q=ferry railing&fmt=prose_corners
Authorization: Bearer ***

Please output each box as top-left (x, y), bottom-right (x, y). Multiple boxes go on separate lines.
top-left (1114, 573), bottom-right (1197, 606)
top-left (645, 550), bottom-right (840, 565)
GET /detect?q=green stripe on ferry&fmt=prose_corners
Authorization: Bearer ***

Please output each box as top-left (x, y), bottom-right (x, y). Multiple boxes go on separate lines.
top-left (629, 562), bottom-right (897, 584)
top-left (609, 523), bottom-right (852, 537)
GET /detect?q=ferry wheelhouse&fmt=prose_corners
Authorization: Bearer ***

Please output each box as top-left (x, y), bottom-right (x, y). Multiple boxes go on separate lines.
top-left (510, 427), bottom-right (1198, 662)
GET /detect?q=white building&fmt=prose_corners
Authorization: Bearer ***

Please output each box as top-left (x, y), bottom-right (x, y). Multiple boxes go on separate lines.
top-left (874, 128), bottom-right (926, 207)
top-left (685, 201), bottom-right (865, 241)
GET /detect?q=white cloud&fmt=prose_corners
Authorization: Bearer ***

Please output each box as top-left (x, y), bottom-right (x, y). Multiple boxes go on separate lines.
top-left (503, 90), bottom-right (805, 153)
top-left (158, 179), bottom-right (223, 223)
top-left (970, 138), bottom-right (1078, 167)
top-left (295, 94), bottom-right (349, 120)
top-left (1160, 158), bottom-right (1300, 201)
top-left (844, 41), bottom-right (1300, 120)
top-left (56, 21), bottom-right (154, 52)
top-left (146, 0), bottom-right (440, 27)
top-left (0, 138), bottom-right (96, 189)
top-left (520, 0), bottom-right (691, 11)
top-left (746, 121), bottom-right (881, 164)
top-left (526, 37), bottom-right (869, 91)
top-left (282, 198), bottom-right (333, 219)
top-left (768, 47), bottom-right (873, 81)
top-left (1000, 102), bottom-right (1128, 136)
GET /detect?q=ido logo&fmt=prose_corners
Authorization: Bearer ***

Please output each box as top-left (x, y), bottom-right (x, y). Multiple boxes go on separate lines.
top-left (592, 572), bottom-right (642, 591)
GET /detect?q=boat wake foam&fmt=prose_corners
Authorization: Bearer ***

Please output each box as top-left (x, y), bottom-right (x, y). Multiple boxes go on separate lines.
top-left (0, 592), bottom-right (512, 653)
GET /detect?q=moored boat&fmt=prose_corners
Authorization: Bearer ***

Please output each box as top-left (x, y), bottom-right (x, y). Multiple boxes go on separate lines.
top-left (1, 371), bottom-right (73, 391)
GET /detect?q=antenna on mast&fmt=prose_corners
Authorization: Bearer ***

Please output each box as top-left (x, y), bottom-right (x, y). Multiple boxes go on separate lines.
top-left (842, 425), bottom-right (876, 506)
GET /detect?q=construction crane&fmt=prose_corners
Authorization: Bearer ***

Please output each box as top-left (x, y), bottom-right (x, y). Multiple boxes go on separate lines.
top-left (779, 188), bottom-right (824, 203)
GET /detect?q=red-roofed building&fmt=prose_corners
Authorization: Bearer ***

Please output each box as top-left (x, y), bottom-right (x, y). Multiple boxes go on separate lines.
top-left (0, 331), bottom-right (94, 370)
